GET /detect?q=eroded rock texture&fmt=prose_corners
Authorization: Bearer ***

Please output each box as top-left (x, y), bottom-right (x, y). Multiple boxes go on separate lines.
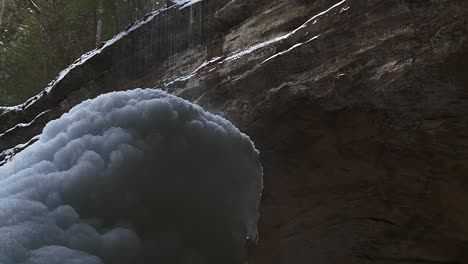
top-left (1, 0), bottom-right (468, 263)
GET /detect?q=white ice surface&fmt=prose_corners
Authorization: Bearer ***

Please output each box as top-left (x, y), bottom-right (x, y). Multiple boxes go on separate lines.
top-left (0, 89), bottom-right (262, 264)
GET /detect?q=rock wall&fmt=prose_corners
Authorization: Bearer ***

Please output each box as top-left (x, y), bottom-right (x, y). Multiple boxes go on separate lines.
top-left (1, 0), bottom-right (468, 263)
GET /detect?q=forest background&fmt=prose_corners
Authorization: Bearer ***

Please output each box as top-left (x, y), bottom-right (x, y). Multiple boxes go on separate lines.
top-left (0, 0), bottom-right (166, 105)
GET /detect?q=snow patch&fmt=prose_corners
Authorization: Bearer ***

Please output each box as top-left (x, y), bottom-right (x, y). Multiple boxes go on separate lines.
top-left (260, 35), bottom-right (320, 64)
top-left (173, 0), bottom-right (204, 9)
top-left (0, 135), bottom-right (40, 166)
top-left (0, 110), bottom-right (50, 138)
top-left (164, 56), bottom-right (222, 87)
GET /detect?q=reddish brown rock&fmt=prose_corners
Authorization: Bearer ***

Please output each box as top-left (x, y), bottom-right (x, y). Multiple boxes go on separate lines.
top-left (1, 0), bottom-right (468, 263)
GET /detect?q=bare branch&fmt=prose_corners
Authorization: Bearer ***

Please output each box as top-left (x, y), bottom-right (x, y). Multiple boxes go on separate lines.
top-left (26, 0), bottom-right (41, 14)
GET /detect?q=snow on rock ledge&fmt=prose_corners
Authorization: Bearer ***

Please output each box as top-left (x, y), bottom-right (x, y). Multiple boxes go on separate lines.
top-left (0, 89), bottom-right (263, 264)
top-left (173, 0), bottom-right (204, 9)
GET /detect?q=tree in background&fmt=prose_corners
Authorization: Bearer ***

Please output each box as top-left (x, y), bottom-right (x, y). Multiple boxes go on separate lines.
top-left (0, 0), bottom-right (165, 105)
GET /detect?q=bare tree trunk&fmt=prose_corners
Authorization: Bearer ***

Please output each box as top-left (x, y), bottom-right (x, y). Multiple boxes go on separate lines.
top-left (40, 0), bottom-right (49, 85)
top-left (95, 0), bottom-right (103, 47)
top-left (0, 0), bottom-right (5, 26)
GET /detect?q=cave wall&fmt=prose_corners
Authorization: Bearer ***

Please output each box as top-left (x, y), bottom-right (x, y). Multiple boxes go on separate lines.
top-left (1, 0), bottom-right (468, 263)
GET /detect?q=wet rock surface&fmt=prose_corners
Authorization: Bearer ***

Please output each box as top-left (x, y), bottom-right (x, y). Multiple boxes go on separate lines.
top-left (2, 0), bottom-right (468, 263)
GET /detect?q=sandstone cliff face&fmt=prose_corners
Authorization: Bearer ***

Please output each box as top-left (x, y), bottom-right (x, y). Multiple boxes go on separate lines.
top-left (1, 0), bottom-right (468, 263)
